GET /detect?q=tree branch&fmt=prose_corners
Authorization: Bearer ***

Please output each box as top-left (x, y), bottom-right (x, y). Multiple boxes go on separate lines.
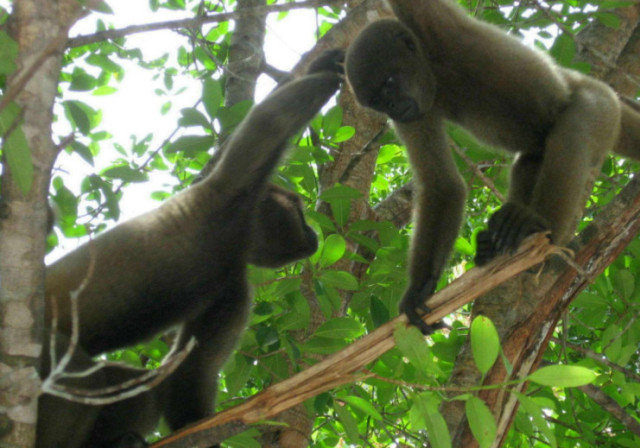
top-left (150, 234), bottom-right (560, 448)
top-left (67, 0), bottom-right (345, 48)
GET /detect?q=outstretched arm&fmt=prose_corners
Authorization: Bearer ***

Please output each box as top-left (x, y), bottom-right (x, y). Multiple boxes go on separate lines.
top-left (210, 51), bottom-right (343, 191)
top-left (395, 115), bottom-right (467, 333)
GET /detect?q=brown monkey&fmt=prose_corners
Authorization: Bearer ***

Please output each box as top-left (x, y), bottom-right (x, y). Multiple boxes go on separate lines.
top-left (345, 0), bottom-right (640, 333)
top-left (38, 49), bottom-right (344, 448)
top-left (45, 50), bottom-right (342, 356)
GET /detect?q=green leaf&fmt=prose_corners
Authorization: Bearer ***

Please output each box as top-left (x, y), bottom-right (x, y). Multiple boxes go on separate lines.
top-left (596, 12), bottom-right (621, 29)
top-left (319, 270), bottom-right (359, 291)
top-left (302, 336), bottom-right (348, 355)
top-left (3, 124), bottom-right (34, 195)
top-left (272, 278), bottom-right (303, 297)
top-left (314, 317), bottom-right (364, 339)
top-left (613, 269), bottom-right (635, 300)
top-left (331, 126), bottom-right (355, 143)
top-left (86, 54), bottom-right (123, 75)
top-left (515, 392), bottom-right (556, 447)
top-left (0, 31), bottom-right (19, 76)
top-left (465, 396), bottom-right (497, 448)
top-left (225, 354), bottom-right (254, 396)
top-left (69, 68), bottom-right (97, 91)
top-left (528, 365), bottom-right (596, 388)
top-left (319, 234), bottom-right (346, 267)
top-left (69, 141), bottom-right (94, 166)
top-left (334, 402), bottom-right (361, 444)
top-left (63, 100), bottom-right (98, 136)
top-left (202, 78), bottom-right (223, 120)
top-left (471, 316), bottom-right (500, 375)
top-left (319, 184), bottom-right (363, 202)
top-left (411, 393), bottom-right (452, 448)
top-left (370, 296), bottom-right (390, 327)
top-left (223, 429), bottom-right (262, 448)
top-left (549, 33), bottom-right (576, 67)
top-left (394, 324), bottom-right (441, 376)
top-left (223, 429), bottom-right (261, 448)
top-left (322, 105), bottom-right (343, 137)
top-left (218, 100), bottom-right (252, 132)
top-left (102, 165), bottom-right (148, 183)
top-left (454, 236), bottom-right (474, 256)
top-left (166, 135), bottom-right (215, 156)
top-left (0, 103), bottom-right (33, 194)
top-left (277, 293), bottom-right (310, 330)
top-left (92, 86), bottom-right (117, 96)
top-left (341, 395), bottom-right (383, 421)
top-left (178, 107), bottom-right (210, 128)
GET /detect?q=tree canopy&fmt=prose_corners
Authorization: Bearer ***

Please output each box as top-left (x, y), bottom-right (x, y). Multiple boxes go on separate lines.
top-left (1, 1), bottom-right (640, 447)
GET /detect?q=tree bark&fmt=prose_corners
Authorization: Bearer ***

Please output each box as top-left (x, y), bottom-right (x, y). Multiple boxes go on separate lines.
top-left (0, 1), bottom-right (87, 446)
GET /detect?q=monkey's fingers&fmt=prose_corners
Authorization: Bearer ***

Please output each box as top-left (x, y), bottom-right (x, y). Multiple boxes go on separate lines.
top-left (400, 277), bottom-right (442, 335)
top-left (474, 229), bottom-right (495, 266)
top-left (487, 203), bottom-right (549, 256)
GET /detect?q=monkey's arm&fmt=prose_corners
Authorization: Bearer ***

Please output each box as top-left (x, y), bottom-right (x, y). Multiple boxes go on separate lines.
top-left (395, 116), bottom-right (467, 333)
top-left (211, 51), bottom-right (343, 191)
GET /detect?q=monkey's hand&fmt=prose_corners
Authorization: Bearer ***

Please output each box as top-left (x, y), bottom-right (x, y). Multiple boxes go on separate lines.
top-left (475, 202), bottom-right (550, 266)
top-left (399, 277), bottom-right (445, 335)
top-left (307, 49), bottom-right (345, 76)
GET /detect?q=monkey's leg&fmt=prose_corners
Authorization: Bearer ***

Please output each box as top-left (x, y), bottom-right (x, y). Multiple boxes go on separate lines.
top-left (530, 80), bottom-right (619, 245)
top-left (479, 79), bottom-right (620, 261)
top-left (395, 116), bottom-right (467, 333)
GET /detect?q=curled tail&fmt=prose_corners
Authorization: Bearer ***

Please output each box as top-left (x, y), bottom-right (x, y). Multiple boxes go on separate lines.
top-left (614, 97), bottom-right (640, 160)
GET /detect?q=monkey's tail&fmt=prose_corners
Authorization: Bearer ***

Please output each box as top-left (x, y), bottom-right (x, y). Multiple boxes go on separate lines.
top-left (614, 98), bottom-right (640, 160)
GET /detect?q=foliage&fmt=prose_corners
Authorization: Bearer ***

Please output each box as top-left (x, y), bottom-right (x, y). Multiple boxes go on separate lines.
top-left (4, 0), bottom-right (638, 446)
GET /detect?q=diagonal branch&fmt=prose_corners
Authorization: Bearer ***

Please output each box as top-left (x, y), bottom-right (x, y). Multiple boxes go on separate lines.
top-left (150, 234), bottom-right (560, 448)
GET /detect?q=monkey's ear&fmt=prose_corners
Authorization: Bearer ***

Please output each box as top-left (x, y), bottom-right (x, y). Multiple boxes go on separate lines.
top-left (307, 49), bottom-right (345, 76)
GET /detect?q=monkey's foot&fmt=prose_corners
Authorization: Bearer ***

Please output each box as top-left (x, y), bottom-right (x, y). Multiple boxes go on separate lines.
top-left (475, 202), bottom-right (550, 265)
top-left (399, 277), bottom-right (445, 335)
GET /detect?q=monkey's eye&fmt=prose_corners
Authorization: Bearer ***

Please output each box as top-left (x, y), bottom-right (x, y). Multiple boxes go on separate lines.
top-left (383, 76), bottom-right (396, 91)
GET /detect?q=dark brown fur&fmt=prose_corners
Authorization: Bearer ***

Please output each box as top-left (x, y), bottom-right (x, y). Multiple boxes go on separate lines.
top-left (345, 0), bottom-right (640, 332)
top-left (38, 50), bottom-right (343, 448)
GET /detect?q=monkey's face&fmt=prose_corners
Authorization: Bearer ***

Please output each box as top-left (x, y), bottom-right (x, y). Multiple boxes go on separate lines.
top-left (248, 184), bottom-right (318, 268)
top-left (345, 19), bottom-right (436, 123)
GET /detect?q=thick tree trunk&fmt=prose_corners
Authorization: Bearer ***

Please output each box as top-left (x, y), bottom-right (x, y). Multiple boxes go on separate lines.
top-left (0, 1), bottom-right (86, 446)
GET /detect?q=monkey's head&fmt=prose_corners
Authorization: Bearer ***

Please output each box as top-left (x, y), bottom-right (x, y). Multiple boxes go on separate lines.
top-left (345, 19), bottom-right (436, 123)
top-left (248, 184), bottom-right (318, 268)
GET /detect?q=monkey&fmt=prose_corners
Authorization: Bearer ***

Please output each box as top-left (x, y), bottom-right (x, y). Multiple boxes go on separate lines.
top-left (37, 49), bottom-right (344, 448)
top-left (44, 49), bottom-right (343, 356)
top-left (345, 0), bottom-right (640, 333)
